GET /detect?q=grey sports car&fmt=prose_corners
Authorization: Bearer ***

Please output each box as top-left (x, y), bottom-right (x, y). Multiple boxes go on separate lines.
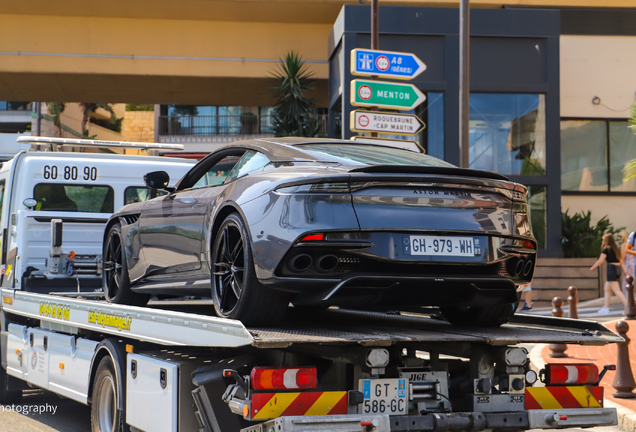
top-left (102, 138), bottom-right (536, 326)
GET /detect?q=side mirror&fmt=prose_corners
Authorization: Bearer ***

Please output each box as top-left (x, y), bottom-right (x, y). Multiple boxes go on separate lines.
top-left (144, 171), bottom-right (171, 190)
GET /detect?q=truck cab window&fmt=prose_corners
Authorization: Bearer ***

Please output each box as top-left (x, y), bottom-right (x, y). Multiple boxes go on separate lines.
top-left (33, 184), bottom-right (114, 213)
top-left (125, 187), bottom-right (169, 205)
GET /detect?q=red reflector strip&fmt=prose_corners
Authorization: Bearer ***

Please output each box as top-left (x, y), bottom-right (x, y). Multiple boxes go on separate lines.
top-left (546, 363), bottom-right (599, 385)
top-left (525, 386), bottom-right (603, 409)
top-left (251, 367), bottom-right (317, 390)
top-left (301, 234), bottom-right (324, 241)
top-left (251, 391), bottom-right (348, 419)
top-left (522, 241), bottom-right (535, 249)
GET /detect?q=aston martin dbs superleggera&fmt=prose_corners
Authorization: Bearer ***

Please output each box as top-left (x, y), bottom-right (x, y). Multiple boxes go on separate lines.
top-left (102, 138), bottom-right (536, 326)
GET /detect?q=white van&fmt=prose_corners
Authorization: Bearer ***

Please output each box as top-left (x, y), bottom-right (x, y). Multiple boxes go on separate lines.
top-left (0, 137), bottom-right (195, 293)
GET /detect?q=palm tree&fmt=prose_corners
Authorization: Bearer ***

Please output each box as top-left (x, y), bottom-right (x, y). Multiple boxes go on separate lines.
top-left (46, 102), bottom-right (66, 137)
top-left (79, 103), bottom-right (116, 138)
top-left (271, 51), bottom-right (319, 137)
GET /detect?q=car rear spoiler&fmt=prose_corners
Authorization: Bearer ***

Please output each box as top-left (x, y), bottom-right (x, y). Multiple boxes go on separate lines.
top-left (348, 165), bottom-right (510, 182)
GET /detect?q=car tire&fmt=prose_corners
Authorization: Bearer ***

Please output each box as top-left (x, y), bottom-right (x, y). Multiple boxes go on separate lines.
top-left (91, 356), bottom-right (127, 432)
top-left (440, 303), bottom-right (516, 327)
top-left (103, 223), bottom-right (149, 307)
top-left (211, 213), bottom-right (290, 325)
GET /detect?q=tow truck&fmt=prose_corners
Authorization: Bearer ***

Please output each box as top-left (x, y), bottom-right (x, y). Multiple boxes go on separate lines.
top-left (0, 137), bottom-right (623, 432)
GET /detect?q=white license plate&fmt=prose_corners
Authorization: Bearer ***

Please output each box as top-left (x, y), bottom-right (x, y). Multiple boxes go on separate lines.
top-left (408, 235), bottom-right (478, 256)
top-left (359, 378), bottom-right (408, 415)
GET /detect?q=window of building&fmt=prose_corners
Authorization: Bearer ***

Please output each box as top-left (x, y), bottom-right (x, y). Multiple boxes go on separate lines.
top-left (469, 94), bottom-right (546, 176)
top-left (357, 92), bottom-right (444, 157)
top-left (561, 120), bottom-right (636, 192)
top-left (124, 187), bottom-right (169, 205)
top-left (260, 107), bottom-right (276, 134)
top-left (163, 105), bottom-right (242, 135)
top-left (33, 184), bottom-right (114, 213)
top-left (528, 186), bottom-right (546, 250)
top-left (0, 102), bottom-right (32, 111)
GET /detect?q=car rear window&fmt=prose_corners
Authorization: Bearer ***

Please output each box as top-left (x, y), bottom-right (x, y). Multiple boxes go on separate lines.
top-left (124, 187), bottom-right (169, 205)
top-left (33, 184), bottom-right (114, 213)
top-left (297, 144), bottom-right (455, 167)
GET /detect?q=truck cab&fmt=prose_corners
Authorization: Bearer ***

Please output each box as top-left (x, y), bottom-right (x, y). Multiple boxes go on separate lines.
top-left (0, 137), bottom-right (195, 293)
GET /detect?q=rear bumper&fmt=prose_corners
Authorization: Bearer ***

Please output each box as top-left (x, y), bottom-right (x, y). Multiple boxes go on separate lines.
top-left (274, 274), bottom-right (519, 309)
top-left (239, 408), bottom-right (617, 432)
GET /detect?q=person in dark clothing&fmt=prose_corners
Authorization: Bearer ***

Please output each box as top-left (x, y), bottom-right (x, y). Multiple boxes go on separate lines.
top-left (591, 233), bottom-right (627, 314)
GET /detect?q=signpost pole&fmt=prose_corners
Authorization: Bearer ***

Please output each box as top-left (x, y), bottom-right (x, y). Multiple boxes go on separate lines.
top-left (459, 0), bottom-right (470, 168)
top-left (370, 0), bottom-right (379, 137)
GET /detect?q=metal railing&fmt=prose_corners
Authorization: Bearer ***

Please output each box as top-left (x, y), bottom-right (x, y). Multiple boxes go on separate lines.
top-left (157, 114), bottom-right (328, 138)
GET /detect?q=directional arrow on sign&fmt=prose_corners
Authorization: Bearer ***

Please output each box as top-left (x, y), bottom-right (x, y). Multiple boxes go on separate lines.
top-left (350, 110), bottom-right (426, 136)
top-left (351, 80), bottom-right (426, 110)
top-left (351, 49), bottom-right (427, 80)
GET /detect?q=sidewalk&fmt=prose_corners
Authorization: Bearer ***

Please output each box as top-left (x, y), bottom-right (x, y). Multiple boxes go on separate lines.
top-left (541, 320), bottom-right (636, 408)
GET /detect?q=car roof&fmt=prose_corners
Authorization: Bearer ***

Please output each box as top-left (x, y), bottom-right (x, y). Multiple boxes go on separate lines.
top-left (210, 137), bottom-right (423, 163)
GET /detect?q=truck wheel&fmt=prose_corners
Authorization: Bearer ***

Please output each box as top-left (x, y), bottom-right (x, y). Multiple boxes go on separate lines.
top-left (91, 356), bottom-right (127, 432)
top-left (0, 365), bottom-right (21, 403)
top-left (103, 223), bottom-right (149, 307)
top-left (440, 303), bottom-right (516, 327)
top-left (211, 213), bottom-right (290, 325)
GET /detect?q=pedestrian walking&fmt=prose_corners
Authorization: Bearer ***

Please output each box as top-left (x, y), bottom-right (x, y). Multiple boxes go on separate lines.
top-left (519, 285), bottom-right (532, 311)
top-left (621, 230), bottom-right (635, 296)
top-left (591, 233), bottom-right (628, 314)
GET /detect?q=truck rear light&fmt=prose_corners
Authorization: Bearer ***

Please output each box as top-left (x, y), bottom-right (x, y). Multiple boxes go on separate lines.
top-left (251, 367), bottom-right (317, 390)
top-left (545, 364), bottom-right (599, 385)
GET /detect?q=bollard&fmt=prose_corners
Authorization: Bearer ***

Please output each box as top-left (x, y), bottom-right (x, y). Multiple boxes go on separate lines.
top-left (625, 276), bottom-right (636, 321)
top-left (549, 297), bottom-right (568, 358)
top-left (612, 321), bottom-right (636, 398)
top-left (568, 286), bottom-right (578, 319)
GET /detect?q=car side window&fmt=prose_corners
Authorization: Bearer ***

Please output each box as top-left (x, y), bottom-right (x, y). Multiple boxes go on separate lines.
top-left (225, 151), bottom-right (270, 182)
top-left (192, 155), bottom-right (243, 189)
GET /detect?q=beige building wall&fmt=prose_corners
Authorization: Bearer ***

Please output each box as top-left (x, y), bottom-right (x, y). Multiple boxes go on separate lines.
top-left (123, 111), bottom-right (155, 143)
top-left (560, 35), bottom-right (636, 230)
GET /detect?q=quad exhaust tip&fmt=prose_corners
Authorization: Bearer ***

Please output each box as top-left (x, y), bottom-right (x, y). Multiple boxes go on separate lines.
top-left (288, 254), bottom-right (313, 273)
top-left (315, 255), bottom-right (339, 273)
top-left (523, 260), bottom-right (533, 277)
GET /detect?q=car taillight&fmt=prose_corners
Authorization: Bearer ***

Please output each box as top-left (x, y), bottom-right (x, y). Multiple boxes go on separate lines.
top-left (251, 367), bottom-right (317, 390)
top-left (545, 364), bottom-right (599, 385)
top-left (522, 241), bottom-right (535, 249)
top-left (301, 234), bottom-right (324, 241)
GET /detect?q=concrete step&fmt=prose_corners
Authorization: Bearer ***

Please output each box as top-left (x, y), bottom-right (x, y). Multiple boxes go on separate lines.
top-left (533, 266), bottom-right (599, 278)
top-left (530, 277), bottom-right (600, 289)
top-left (530, 287), bottom-right (598, 301)
top-left (536, 258), bottom-right (596, 267)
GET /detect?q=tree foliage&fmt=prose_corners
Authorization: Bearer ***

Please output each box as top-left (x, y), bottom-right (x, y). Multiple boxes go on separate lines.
top-left (561, 209), bottom-right (624, 258)
top-left (79, 103), bottom-right (121, 138)
top-left (271, 51), bottom-right (319, 137)
top-left (623, 104), bottom-right (636, 180)
top-left (46, 102), bottom-right (66, 137)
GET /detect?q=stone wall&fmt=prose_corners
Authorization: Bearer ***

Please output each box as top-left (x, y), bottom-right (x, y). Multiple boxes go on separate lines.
top-left (123, 111), bottom-right (155, 143)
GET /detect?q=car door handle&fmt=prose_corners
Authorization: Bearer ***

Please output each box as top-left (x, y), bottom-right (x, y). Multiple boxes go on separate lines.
top-left (179, 198), bottom-right (196, 204)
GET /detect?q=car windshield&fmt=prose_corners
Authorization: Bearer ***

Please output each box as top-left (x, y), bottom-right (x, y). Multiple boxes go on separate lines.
top-left (297, 144), bottom-right (455, 167)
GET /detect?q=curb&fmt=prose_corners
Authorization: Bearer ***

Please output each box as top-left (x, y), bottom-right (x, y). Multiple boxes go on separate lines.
top-left (529, 343), bottom-right (636, 432)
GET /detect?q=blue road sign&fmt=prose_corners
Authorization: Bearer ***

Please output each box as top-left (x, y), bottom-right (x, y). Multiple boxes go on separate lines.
top-left (351, 49), bottom-right (427, 80)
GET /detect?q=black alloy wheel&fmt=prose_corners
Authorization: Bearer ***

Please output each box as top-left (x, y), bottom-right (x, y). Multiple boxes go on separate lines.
top-left (103, 223), bottom-right (149, 306)
top-left (211, 213), bottom-right (289, 325)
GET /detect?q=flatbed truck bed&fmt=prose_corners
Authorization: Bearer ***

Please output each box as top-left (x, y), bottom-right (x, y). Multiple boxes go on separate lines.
top-left (2, 288), bottom-right (622, 348)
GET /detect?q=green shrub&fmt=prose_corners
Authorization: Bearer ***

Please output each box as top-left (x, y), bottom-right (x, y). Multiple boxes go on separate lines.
top-left (561, 209), bottom-right (624, 258)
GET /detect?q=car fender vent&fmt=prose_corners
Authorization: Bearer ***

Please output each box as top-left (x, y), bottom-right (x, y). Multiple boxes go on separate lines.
top-left (122, 214), bottom-right (140, 225)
